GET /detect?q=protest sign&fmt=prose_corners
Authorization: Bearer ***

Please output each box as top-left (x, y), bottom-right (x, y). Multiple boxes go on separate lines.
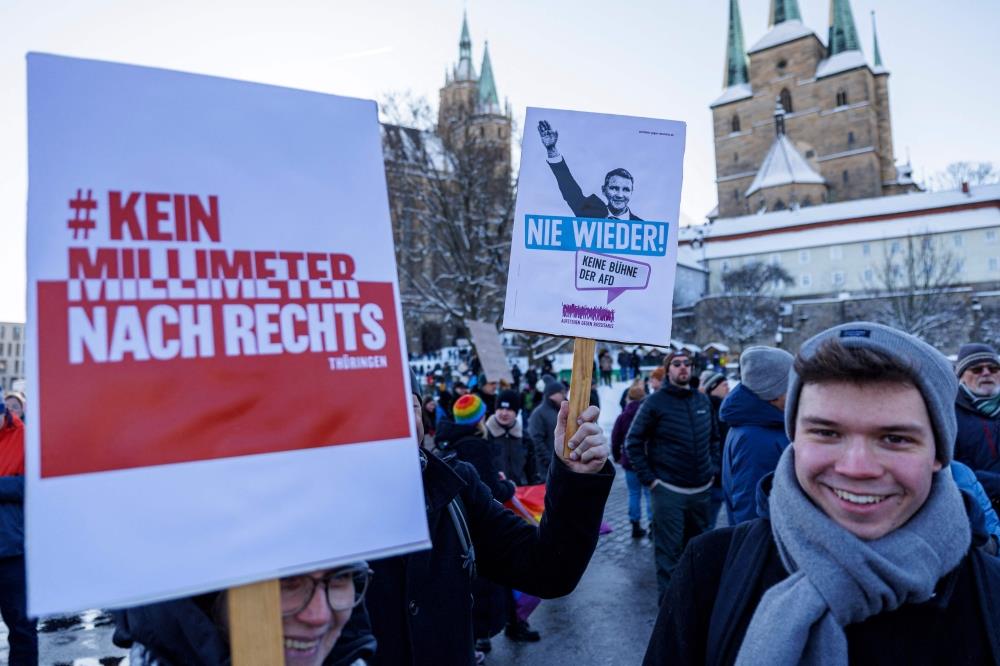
top-left (503, 108), bottom-right (686, 346)
top-left (25, 54), bottom-right (429, 615)
top-left (464, 319), bottom-right (514, 384)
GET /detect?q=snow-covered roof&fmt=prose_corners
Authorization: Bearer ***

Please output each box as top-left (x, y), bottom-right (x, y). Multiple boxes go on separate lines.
top-left (748, 20), bottom-right (816, 53)
top-left (871, 64), bottom-right (888, 76)
top-left (680, 183), bottom-right (1000, 245)
top-left (670, 340), bottom-right (703, 353)
top-left (745, 134), bottom-right (826, 196)
top-left (815, 50), bottom-right (868, 79)
top-left (381, 123), bottom-right (450, 172)
top-left (703, 342), bottom-right (731, 353)
top-left (710, 83), bottom-right (753, 108)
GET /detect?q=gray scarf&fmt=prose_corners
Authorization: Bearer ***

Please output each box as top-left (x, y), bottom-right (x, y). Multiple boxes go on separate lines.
top-left (735, 446), bottom-right (971, 666)
top-left (962, 384), bottom-right (1000, 418)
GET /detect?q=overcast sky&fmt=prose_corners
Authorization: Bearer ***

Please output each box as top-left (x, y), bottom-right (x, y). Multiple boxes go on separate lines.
top-left (2, 0), bottom-right (998, 322)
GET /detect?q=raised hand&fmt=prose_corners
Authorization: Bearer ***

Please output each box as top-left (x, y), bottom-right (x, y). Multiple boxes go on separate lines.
top-left (537, 120), bottom-right (560, 158)
top-left (553, 402), bottom-right (609, 475)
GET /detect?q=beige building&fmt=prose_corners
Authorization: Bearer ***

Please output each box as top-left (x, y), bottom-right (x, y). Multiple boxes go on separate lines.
top-left (711, 0), bottom-right (918, 219)
top-left (0, 322), bottom-right (25, 392)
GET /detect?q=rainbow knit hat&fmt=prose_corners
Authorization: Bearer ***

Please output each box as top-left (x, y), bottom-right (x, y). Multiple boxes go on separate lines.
top-left (453, 393), bottom-right (486, 425)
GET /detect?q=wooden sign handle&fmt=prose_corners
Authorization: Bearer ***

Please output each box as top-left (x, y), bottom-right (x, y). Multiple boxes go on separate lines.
top-left (563, 337), bottom-right (596, 458)
top-left (228, 579), bottom-right (285, 665)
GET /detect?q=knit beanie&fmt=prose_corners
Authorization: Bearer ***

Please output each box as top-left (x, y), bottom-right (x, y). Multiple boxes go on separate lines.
top-left (785, 321), bottom-right (958, 464)
top-left (703, 373), bottom-right (726, 394)
top-left (496, 389), bottom-right (520, 413)
top-left (453, 393), bottom-right (486, 425)
top-left (740, 346), bottom-right (794, 401)
top-left (955, 343), bottom-right (1000, 377)
top-left (543, 378), bottom-right (566, 400)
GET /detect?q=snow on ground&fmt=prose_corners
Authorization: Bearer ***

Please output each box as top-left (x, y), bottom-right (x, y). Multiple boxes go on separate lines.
top-left (596, 380), bottom-right (630, 433)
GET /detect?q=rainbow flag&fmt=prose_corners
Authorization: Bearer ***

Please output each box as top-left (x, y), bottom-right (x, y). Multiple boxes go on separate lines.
top-left (505, 484), bottom-right (545, 525)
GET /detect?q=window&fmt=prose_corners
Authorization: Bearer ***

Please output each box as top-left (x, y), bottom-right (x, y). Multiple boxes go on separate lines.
top-left (0, 326), bottom-right (5, 339)
top-left (732, 189), bottom-right (739, 201)
top-left (836, 89), bottom-right (848, 106)
top-left (498, 127), bottom-right (504, 139)
top-left (987, 230), bottom-right (998, 244)
top-left (990, 257), bottom-right (999, 272)
top-left (731, 115), bottom-right (741, 133)
top-left (721, 260), bottom-right (731, 272)
top-left (770, 253), bottom-right (782, 265)
top-left (832, 271), bottom-right (846, 286)
top-left (890, 240), bottom-right (902, 254)
top-left (799, 249), bottom-right (811, 264)
top-left (733, 152), bottom-right (738, 163)
top-left (863, 267), bottom-right (874, 282)
top-left (842, 170), bottom-right (850, 184)
top-left (862, 243), bottom-right (871, 256)
top-left (954, 234), bottom-right (964, 248)
top-left (829, 246), bottom-right (843, 260)
top-left (780, 88), bottom-right (793, 113)
top-left (773, 200), bottom-right (787, 211)
top-left (805, 150), bottom-right (815, 158)
top-left (847, 131), bottom-right (855, 145)
top-left (478, 126), bottom-right (484, 137)
top-left (777, 58), bottom-right (788, 70)
top-left (800, 273), bottom-right (813, 287)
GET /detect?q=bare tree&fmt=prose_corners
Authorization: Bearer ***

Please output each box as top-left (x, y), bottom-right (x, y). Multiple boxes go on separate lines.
top-left (697, 262), bottom-right (794, 351)
top-left (868, 234), bottom-right (967, 343)
top-left (380, 93), bottom-right (516, 346)
top-left (926, 161), bottom-right (1000, 191)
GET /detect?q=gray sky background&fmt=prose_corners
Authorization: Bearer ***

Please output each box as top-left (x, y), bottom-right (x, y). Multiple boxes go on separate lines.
top-left (2, 0), bottom-right (998, 321)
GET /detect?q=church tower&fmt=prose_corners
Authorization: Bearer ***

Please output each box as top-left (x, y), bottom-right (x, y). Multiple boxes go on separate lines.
top-left (438, 13), bottom-right (512, 157)
top-left (710, 0), bottom-right (917, 219)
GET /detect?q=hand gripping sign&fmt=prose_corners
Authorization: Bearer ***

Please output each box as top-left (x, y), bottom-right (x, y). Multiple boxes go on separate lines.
top-left (25, 54), bottom-right (429, 632)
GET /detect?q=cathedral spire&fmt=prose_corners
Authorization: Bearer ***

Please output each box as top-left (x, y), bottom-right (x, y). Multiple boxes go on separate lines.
top-left (827, 0), bottom-right (861, 56)
top-left (454, 12), bottom-right (476, 81)
top-left (871, 11), bottom-right (884, 67)
top-left (724, 0), bottom-right (749, 87)
top-left (769, 0), bottom-right (802, 26)
top-left (478, 42), bottom-right (499, 111)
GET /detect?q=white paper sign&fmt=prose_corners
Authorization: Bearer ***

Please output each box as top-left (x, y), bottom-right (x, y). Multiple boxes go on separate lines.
top-left (464, 319), bottom-right (514, 384)
top-left (25, 54), bottom-right (430, 614)
top-left (503, 108), bottom-right (686, 345)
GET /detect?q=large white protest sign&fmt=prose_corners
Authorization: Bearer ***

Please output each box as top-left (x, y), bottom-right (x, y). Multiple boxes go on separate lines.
top-left (25, 54), bottom-right (429, 614)
top-left (464, 319), bottom-right (514, 384)
top-left (503, 108), bottom-right (685, 345)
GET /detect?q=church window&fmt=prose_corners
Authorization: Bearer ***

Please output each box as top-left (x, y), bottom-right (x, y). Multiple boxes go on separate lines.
top-left (479, 126), bottom-right (485, 137)
top-left (779, 88), bottom-right (793, 113)
top-left (842, 170), bottom-right (850, 184)
top-left (733, 152), bottom-right (738, 162)
top-left (731, 115), bottom-right (741, 132)
top-left (498, 127), bottom-right (504, 139)
top-left (777, 58), bottom-right (788, 70)
top-left (848, 131), bottom-right (855, 145)
top-left (732, 189), bottom-right (739, 201)
top-left (805, 150), bottom-right (815, 158)
top-left (836, 90), bottom-right (848, 106)
top-left (773, 200), bottom-right (787, 211)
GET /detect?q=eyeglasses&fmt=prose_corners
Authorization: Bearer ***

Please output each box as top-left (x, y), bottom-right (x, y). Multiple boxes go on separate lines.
top-left (967, 364), bottom-right (1000, 376)
top-left (670, 360), bottom-right (692, 368)
top-left (279, 565), bottom-right (372, 616)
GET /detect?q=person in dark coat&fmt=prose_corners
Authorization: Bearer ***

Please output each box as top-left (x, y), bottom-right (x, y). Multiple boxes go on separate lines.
top-left (625, 351), bottom-right (719, 598)
top-left (643, 322), bottom-right (1000, 666)
top-left (720, 347), bottom-right (793, 525)
top-left (701, 371), bottom-right (730, 523)
top-left (611, 380), bottom-right (651, 538)
top-left (486, 390), bottom-right (529, 485)
top-left (366, 378), bottom-right (613, 666)
top-left (113, 563), bottom-right (377, 666)
top-left (953, 342), bottom-right (1000, 503)
top-left (0, 402), bottom-right (32, 665)
top-left (528, 378), bottom-right (566, 476)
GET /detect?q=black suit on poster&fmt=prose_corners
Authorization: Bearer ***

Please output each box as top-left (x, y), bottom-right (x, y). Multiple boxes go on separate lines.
top-left (547, 158), bottom-right (643, 221)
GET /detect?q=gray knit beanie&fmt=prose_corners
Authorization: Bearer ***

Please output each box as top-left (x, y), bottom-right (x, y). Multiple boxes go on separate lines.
top-left (785, 321), bottom-right (958, 464)
top-left (740, 346), bottom-right (794, 401)
top-left (955, 343), bottom-right (1000, 377)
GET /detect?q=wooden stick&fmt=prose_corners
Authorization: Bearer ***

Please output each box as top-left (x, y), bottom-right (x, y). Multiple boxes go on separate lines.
top-left (563, 337), bottom-right (596, 458)
top-left (228, 579), bottom-right (285, 666)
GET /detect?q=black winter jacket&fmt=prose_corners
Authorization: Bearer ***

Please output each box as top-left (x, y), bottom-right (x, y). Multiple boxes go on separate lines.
top-left (955, 388), bottom-right (1000, 500)
top-left (367, 451), bottom-right (614, 665)
top-left (485, 415), bottom-right (528, 485)
top-left (643, 483), bottom-right (1000, 666)
top-left (625, 384), bottom-right (719, 488)
top-left (436, 421), bottom-right (515, 503)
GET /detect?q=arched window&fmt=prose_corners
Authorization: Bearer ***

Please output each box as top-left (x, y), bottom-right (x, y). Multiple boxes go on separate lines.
top-left (773, 199), bottom-right (787, 211)
top-left (779, 88), bottom-right (793, 113)
top-left (479, 126), bottom-right (485, 138)
top-left (836, 89), bottom-right (848, 106)
top-left (731, 115), bottom-right (741, 132)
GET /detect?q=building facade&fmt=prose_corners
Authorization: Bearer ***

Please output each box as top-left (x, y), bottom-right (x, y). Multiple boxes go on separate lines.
top-left (0, 322), bottom-right (25, 392)
top-left (711, 0), bottom-right (917, 219)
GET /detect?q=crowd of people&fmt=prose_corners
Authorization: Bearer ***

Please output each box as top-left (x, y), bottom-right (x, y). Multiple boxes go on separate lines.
top-left (7, 319), bottom-right (1000, 664)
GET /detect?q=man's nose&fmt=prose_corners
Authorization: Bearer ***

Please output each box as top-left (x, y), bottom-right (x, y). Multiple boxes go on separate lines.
top-left (297, 584), bottom-right (333, 625)
top-left (834, 438), bottom-right (883, 478)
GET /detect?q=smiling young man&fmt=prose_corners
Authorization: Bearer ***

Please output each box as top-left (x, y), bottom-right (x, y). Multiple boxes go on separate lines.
top-left (642, 322), bottom-right (1000, 666)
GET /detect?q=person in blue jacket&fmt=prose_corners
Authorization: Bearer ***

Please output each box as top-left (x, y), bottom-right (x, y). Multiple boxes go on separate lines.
top-left (721, 346), bottom-right (793, 525)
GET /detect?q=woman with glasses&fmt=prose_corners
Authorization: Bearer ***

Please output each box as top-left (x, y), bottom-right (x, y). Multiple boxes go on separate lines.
top-left (112, 562), bottom-right (375, 666)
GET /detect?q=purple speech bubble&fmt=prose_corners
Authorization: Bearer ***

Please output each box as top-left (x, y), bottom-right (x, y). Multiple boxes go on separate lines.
top-left (574, 250), bottom-right (651, 304)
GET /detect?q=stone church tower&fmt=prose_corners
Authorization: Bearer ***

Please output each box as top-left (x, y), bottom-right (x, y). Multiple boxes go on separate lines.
top-left (711, 0), bottom-right (918, 219)
top-left (438, 13), bottom-right (512, 166)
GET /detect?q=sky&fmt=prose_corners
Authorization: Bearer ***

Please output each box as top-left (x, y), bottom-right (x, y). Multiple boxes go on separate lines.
top-left (2, 0), bottom-right (998, 322)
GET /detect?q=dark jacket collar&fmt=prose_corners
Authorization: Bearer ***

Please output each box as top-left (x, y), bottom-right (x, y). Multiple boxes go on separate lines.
top-left (663, 383), bottom-right (694, 398)
top-left (422, 451), bottom-right (467, 513)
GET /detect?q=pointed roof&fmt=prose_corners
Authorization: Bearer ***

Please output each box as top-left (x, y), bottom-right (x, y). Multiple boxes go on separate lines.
top-left (827, 0), bottom-right (861, 56)
top-left (478, 42), bottom-right (500, 111)
top-left (748, 19), bottom-right (816, 53)
top-left (871, 11), bottom-right (888, 74)
top-left (724, 0), bottom-right (750, 87)
top-left (454, 12), bottom-right (476, 81)
top-left (746, 104), bottom-right (825, 196)
top-left (769, 0), bottom-right (802, 26)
